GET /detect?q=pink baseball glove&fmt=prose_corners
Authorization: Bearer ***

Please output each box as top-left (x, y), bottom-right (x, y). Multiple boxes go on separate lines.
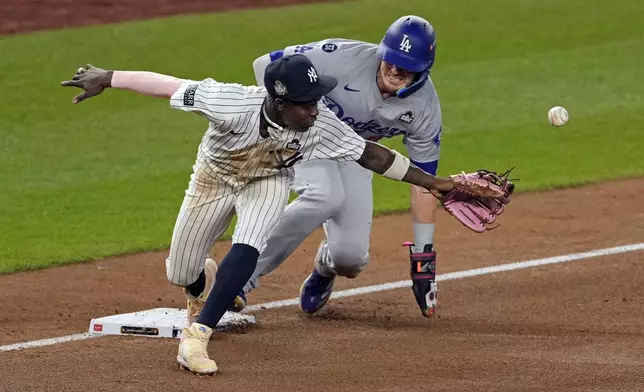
top-left (441, 168), bottom-right (516, 233)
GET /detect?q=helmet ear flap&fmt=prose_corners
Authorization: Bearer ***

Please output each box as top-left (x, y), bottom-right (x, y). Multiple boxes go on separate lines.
top-left (396, 68), bottom-right (429, 99)
top-left (426, 41), bottom-right (437, 71)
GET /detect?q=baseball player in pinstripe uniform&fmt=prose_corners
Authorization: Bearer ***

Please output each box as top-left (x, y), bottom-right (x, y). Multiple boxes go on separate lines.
top-left (61, 53), bottom-right (480, 374)
top-left (241, 16), bottom-right (445, 317)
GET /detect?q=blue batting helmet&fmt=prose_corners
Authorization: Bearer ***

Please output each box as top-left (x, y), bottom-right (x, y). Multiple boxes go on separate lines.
top-left (377, 15), bottom-right (437, 98)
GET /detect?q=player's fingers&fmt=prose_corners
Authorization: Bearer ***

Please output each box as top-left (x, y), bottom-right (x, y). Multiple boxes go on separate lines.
top-left (72, 91), bottom-right (88, 104)
top-left (60, 80), bottom-right (81, 87)
top-left (72, 71), bottom-right (88, 80)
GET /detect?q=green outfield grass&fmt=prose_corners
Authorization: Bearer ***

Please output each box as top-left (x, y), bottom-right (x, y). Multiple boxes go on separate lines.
top-left (1, 0), bottom-right (643, 273)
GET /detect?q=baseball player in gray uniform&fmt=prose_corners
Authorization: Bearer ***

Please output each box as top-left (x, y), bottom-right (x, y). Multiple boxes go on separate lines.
top-left (241, 15), bottom-right (444, 318)
top-left (61, 52), bottom-right (479, 374)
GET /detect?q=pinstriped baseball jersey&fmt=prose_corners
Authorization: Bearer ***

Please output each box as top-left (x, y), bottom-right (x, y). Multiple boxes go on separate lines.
top-left (169, 78), bottom-right (366, 188)
top-left (165, 77), bottom-right (367, 286)
top-left (269, 39), bottom-right (442, 164)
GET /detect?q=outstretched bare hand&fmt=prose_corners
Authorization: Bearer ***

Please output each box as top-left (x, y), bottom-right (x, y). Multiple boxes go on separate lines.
top-left (60, 64), bottom-right (113, 104)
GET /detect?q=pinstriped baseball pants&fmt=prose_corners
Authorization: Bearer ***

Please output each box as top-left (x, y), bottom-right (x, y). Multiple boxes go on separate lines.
top-left (165, 163), bottom-right (292, 286)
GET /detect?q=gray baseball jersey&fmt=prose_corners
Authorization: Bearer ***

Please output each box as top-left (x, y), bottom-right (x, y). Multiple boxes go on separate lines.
top-left (246, 38), bottom-right (444, 292)
top-left (262, 38), bottom-right (442, 171)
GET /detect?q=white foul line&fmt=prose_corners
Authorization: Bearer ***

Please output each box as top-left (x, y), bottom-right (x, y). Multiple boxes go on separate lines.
top-left (0, 332), bottom-right (98, 353)
top-left (2, 242), bottom-right (643, 352)
top-left (243, 242), bottom-right (644, 312)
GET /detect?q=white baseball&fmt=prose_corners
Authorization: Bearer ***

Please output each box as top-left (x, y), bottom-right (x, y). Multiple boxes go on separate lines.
top-left (548, 106), bottom-right (569, 127)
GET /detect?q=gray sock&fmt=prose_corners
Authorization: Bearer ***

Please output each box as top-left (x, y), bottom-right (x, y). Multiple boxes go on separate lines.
top-left (412, 222), bottom-right (435, 253)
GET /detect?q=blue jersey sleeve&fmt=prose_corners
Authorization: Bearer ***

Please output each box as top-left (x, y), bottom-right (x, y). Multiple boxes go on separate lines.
top-left (410, 159), bottom-right (438, 175)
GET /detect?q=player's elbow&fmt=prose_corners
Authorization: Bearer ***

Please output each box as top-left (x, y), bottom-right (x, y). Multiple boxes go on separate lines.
top-left (252, 54), bottom-right (272, 87)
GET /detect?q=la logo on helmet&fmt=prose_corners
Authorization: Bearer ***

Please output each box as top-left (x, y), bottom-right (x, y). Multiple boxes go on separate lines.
top-left (399, 34), bottom-right (412, 53)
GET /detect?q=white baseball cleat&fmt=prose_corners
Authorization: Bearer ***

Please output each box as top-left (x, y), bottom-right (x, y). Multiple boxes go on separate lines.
top-left (176, 323), bottom-right (218, 375)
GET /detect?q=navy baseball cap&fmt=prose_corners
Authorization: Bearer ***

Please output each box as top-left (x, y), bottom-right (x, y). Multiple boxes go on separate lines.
top-left (264, 54), bottom-right (338, 103)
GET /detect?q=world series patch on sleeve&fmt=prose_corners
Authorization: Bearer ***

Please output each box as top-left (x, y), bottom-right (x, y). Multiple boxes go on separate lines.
top-left (441, 168), bottom-right (517, 233)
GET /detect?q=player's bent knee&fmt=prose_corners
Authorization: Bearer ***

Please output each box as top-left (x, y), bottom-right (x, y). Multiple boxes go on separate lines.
top-left (165, 256), bottom-right (200, 287)
top-left (166, 271), bottom-right (192, 287)
top-left (328, 244), bottom-right (369, 278)
top-left (334, 264), bottom-right (366, 278)
top-left (166, 270), bottom-right (196, 288)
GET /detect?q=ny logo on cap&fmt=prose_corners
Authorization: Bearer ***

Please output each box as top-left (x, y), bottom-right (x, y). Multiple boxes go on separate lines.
top-left (274, 80), bottom-right (288, 96)
top-left (307, 67), bottom-right (318, 83)
top-left (399, 34), bottom-right (412, 53)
